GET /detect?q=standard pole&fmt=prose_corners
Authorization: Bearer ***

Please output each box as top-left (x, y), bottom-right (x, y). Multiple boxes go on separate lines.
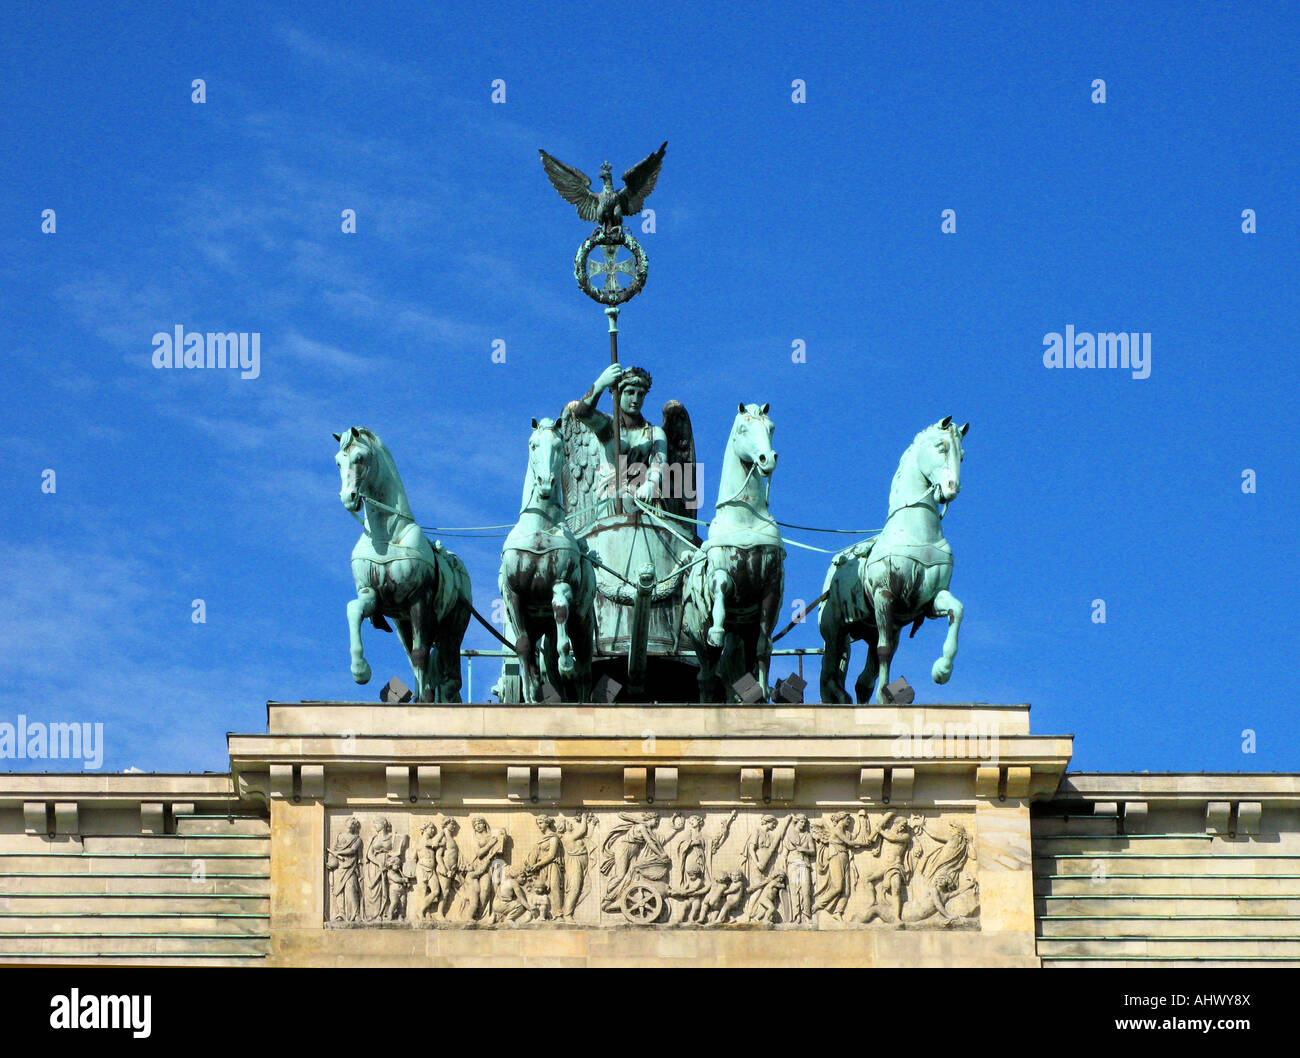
top-left (606, 305), bottom-right (622, 513)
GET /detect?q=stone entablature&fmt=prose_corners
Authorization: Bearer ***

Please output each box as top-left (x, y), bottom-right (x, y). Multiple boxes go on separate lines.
top-left (3, 706), bottom-right (1297, 966)
top-left (225, 703), bottom-right (1067, 963)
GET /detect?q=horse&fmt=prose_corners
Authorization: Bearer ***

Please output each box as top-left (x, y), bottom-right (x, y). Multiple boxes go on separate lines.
top-left (683, 403), bottom-right (784, 702)
top-left (818, 416), bottom-right (968, 704)
top-left (498, 418), bottom-right (596, 703)
top-left (334, 427), bottom-right (472, 703)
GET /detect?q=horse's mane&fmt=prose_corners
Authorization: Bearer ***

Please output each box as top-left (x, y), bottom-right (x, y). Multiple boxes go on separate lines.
top-left (894, 419), bottom-right (963, 481)
top-left (342, 427), bottom-right (413, 519)
top-left (909, 419), bottom-right (959, 450)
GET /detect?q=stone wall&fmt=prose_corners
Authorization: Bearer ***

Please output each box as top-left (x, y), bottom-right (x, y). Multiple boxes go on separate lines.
top-left (1034, 774), bottom-right (1300, 967)
top-left (0, 775), bottom-right (268, 965)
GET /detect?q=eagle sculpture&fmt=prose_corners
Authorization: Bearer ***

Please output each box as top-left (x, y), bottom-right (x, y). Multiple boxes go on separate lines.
top-left (539, 142), bottom-right (667, 234)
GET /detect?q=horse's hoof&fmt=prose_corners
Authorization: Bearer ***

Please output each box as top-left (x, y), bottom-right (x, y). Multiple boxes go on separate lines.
top-left (352, 660), bottom-right (372, 684)
top-left (932, 658), bottom-right (952, 684)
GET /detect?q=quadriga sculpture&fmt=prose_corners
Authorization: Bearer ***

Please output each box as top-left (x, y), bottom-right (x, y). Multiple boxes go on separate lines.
top-left (683, 403), bottom-right (785, 702)
top-left (818, 417), bottom-right (968, 704)
top-left (498, 418), bottom-right (597, 702)
top-left (334, 427), bottom-right (472, 703)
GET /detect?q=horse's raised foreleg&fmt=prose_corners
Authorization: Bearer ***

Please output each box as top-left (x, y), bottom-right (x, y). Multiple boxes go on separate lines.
top-left (552, 582), bottom-right (575, 680)
top-left (929, 588), bottom-right (963, 685)
top-left (707, 568), bottom-right (730, 648)
top-left (871, 587), bottom-right (899, 705)
top-left (347, 587), bottom-right (377, 685)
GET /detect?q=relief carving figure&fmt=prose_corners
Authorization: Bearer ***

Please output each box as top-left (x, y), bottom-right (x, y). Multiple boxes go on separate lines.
top-left (363, 817), bottom-right (395, 922)
top-left (714, 870), bottom-right (749, 922)
top-left (661, 810), bottom-right (736, 924)
top-left (812, 810), bottom-right (874, 920)
top-left (386, 854), bottom-right (412, 920)
top-left (414, 821), bottom-right (441, 920)
top-left (494, 866), bottom-right (534, 925)
top-left (669, 809), bottom-right (737, 889)
top-left (854, 813), bottom-right (919, 924)
top-left (668, 864), bottom-right (710, 924)
top-left (323, 809), bottom-right (980, 931)
top-left (556, 813), bottom-right (598, 920)
top-left (527, 879), bottom-right (554, 920)
top-left (600, 811), bottom-right (681, 923)
top-left (782, 814), bottom-right (817, 924)
top-left (414, 819), bottom-right (462, 921)
top-left (698, 871), bottom-right (733, 924)
top-left (457, 816), bottom-right (508, 922)
top-left (747, 870), bottom-right (788, 924)
top-left (906, 819), bottom-right (979, 925)
top-left (743, 814), bottom-right (792, 886)
top-left (522, 815), bottom-right (564, 920)
top-left (436, 819), bottom-right (463, 918)
top-left (855, 818), bottom-right (979, 927)
top-left (325, 816), bottom-right (363, 922)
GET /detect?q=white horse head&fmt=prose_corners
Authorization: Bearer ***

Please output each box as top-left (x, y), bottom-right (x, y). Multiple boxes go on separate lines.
top-left (894, 416), bottom-right (968, 511)
top-left (524, 417), bottom-right (564, 511)
top-left (334, 426), bottom-right (410, 519)
top-left (728, 402), bottom-right (777, 480)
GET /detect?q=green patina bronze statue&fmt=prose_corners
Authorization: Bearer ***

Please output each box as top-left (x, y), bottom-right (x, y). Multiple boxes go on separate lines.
top-left (818, 418), bottom-right (969, 704)
top-left (539, 143), bottom-right (667, 236)
top-left (322, 143), bottom-right (978, 709)
top-left (682, 403), bottom-right (785, 702)
top-left (334, 427), bottom-right (472, 703)
top-left (498, 417), bottom-right (597, 703)
top-left (562, 363), bottom-right (681, 523)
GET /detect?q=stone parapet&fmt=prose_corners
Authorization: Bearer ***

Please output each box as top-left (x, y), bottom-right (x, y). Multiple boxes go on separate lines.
top-left (227, 703), bottom-right (1070, 966)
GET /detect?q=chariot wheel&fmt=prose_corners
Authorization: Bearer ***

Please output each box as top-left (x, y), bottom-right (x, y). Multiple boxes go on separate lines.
top-left (620, 881), bottom-right (664, 924)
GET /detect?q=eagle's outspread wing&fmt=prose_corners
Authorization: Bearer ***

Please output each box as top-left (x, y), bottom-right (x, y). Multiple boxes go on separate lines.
top-left (619, 141), bottom-right (667, 216)
top-left (539, 149), bottom-right (599, 223)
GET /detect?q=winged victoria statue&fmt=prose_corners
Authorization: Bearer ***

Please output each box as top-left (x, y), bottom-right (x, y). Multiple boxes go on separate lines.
top-left (526, 142), bottom-right (704, 697)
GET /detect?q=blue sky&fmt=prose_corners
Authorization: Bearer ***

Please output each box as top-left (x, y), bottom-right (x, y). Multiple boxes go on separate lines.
top-left (1, 2), bottom-right (1296, 773)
